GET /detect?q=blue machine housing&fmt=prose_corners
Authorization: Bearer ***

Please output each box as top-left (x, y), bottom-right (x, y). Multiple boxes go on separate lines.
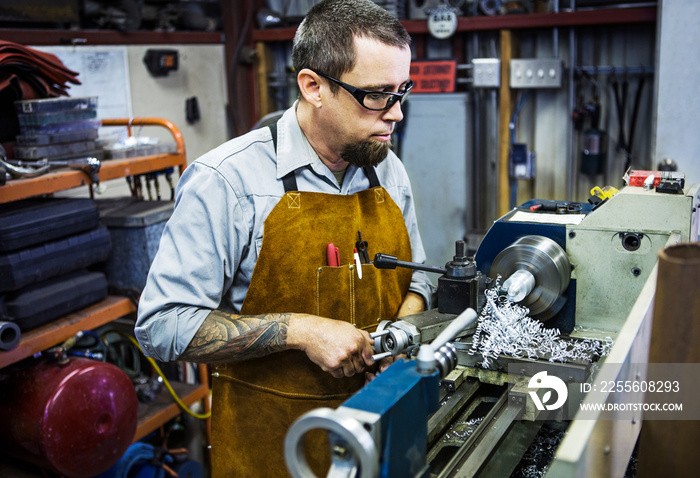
top-left (339, 359), bottom-right (440, 478)
top-left (474, 199), bottom-right (593, 333)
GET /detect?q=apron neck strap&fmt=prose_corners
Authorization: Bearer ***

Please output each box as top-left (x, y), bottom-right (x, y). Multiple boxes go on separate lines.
top-left (268, 122), bottom-right (381, 193)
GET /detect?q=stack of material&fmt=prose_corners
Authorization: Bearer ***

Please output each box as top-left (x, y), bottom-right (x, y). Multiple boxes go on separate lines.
top-left (0, 40), bottom-right (81, 142)
top-left (0, 198), bottom-right (111, 334)
top-left (13, 96), bottom-right (102, 161)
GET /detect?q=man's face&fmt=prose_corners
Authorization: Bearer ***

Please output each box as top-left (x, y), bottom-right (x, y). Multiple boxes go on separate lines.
top-left (322, 37), bottom-right (412, 168)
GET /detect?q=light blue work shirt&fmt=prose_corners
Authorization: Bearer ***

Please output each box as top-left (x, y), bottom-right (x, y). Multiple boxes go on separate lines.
top-left (135, 104), bottom-right (435, 361)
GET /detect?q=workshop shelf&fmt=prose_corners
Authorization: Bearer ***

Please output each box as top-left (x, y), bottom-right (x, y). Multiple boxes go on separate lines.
top-left (0, 117), bottom-right (210, 462)
top-left (252, 7), bottom-right (657, 42)
top-left (134, 369), bottom-right (210, 442)
top-left (0, 118), bottom-right (187, 203)
top-left (0, 28), bottom-right (223, 47)
top-left (0, 295), bottom-right (135, 369)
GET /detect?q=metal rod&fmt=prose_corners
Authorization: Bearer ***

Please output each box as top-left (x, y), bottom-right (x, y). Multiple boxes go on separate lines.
top-left (394, 259), bottom-right (447, 275)
top-left (553, 0), bottom-right (560, 58)
top-left (566, 4), bottom-right (576, 201)
top-left (371, 351), bottom-right (392, 362)
top-left (575, 2), bottom-right (658, 11)
top-left (575, 65), bottom-right (654, 75)
top-left (471, 32), bottom-right (481, 232)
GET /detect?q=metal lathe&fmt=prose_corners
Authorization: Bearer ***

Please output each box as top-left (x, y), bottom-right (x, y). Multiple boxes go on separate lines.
top-left (285, 181), bottom-right (700, 478)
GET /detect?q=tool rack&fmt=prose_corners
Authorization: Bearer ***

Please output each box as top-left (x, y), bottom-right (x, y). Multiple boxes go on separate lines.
top-left (0, 117), bottom-right (210, 443)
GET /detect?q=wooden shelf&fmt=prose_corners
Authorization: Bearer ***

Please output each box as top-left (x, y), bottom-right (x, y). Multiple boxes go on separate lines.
top-left (252, 6), bottom-right (657, 42)
top-left (135, 381), bottom-right (210, 442)
top-left (0, 295), bottom-right (136, 369)
top-left (0, 28), bottom-right (223, 46)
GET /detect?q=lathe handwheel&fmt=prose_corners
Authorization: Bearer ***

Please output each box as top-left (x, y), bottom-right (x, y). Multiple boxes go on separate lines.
top-left (490, 235), bottom-right (571, 321)
top-left (285, 407), bottom-right (378, 478)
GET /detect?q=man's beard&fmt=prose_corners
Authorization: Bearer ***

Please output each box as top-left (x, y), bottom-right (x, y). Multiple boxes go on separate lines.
top-left (340, 139), bottom-right (391, 168)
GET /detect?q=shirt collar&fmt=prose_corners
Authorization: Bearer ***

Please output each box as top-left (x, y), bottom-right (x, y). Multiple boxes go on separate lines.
top-left (275, 102), bottom-right (331, 180)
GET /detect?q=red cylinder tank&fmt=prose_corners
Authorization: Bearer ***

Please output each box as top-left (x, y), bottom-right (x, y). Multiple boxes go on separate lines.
top-left (0, 356), bottom-right (139, 477)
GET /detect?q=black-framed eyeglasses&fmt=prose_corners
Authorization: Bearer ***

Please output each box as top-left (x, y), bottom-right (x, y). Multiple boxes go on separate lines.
top-left (313, 70), bottom-right (413, 111)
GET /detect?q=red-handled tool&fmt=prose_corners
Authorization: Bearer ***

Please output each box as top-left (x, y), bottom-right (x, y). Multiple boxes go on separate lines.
top-left (327, 243), bottom-right (339, 267)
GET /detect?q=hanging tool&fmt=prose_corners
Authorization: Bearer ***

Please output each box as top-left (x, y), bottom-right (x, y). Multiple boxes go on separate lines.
top-left (355, 231), bottom-right (370, 264)
top-left (574, 71), bottom-right (606, 176)
top-left (611, 71), bottom-right (645, 172)
top-left (4, 156), bottom-right (101, 184)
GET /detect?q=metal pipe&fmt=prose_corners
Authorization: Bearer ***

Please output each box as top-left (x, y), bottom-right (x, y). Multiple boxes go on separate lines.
top-left (553, 0), bottom-right (560, 58)
top-left (638, 243), bottom-right (700, 478)
top-left (472, 32), bottom-right (481, 232)
top-left (566, 0), bottom-right (577, 201)
top-left (490, 89), bottom-right (499, 223)
top-left (649, 243), bottom-right (700, 363)
top-left (575, 65), bottom-right (654, 75)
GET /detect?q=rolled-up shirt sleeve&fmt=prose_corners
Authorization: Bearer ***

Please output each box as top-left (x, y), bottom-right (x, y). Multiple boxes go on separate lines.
top-left (135, 161), bottom-right (244, 361)
top-left (400, 178), bottom-right (436, 310)
top-left (381, 153), bottom-right (436, 309)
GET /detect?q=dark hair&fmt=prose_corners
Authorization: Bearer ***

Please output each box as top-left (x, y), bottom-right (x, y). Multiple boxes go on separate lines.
top-left (292, 0), bottom-right (411, 93)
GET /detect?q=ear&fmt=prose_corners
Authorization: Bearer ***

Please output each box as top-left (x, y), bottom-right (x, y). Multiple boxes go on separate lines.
top-left (297, 69), bottom-right (323, 107)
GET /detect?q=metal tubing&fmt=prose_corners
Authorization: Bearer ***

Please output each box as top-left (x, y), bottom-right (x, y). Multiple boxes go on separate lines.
top-left (553, 0), bottom-right (560, 58)
top-left (0, 321), bottom-right (20, 350)
top-left (649, 243), bottom-right (700, 363)
top-left (638, 243), bottom-right (700, 478)
top-left (472, 32), bottom-right (481, 232)
top-left (566, 4), bottom-right (577, 201)
top-left (575, 65), bottom-right (654, 75)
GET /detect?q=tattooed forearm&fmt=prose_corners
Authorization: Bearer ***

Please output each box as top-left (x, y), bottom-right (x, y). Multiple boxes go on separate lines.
top-left (180, 310), bottom-right (291, 363)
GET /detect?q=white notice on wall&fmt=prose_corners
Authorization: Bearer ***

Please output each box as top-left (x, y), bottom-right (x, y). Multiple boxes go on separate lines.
top-left (33, 45), bottom-right (132, 121)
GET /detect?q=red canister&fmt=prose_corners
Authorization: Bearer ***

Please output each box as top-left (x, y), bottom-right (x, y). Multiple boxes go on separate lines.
top-left (0, 356), bottom-right (138, 477)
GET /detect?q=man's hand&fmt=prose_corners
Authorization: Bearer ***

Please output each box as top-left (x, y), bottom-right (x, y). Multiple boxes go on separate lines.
top-left (289, 315), bottom-right (374, 378)
top-left (364, 354), bottom-right (401, 384)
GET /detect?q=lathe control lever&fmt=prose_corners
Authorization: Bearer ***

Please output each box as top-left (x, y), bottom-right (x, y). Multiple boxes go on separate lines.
top-left (416, 307), bottom-right (477, 375)
top-left (373, 252), bottom-right (447, 274)
top-left (374, 240), bottom-right (482, 314)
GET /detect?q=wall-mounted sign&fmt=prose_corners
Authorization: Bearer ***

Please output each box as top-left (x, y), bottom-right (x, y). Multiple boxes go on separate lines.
top-left (426, 3), bottom-right (460, 39)
top-left (410, 60), bottom-right (457, 93)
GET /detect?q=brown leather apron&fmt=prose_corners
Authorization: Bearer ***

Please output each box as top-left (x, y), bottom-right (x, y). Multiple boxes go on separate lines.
top-left (210, 128), bottom-right (413, 477)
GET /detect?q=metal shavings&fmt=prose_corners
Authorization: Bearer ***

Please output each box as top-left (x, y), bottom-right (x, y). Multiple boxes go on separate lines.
top-left (511, 425), bottom-right (566, 478)
top-left (469, 279), bottom-right (614, 367)
top-left (440, 394), bottom-right (452, 407)
top-left (442, 416), bottom-right (484, 442)
top-left (512, 425), bottom-right (638, 478)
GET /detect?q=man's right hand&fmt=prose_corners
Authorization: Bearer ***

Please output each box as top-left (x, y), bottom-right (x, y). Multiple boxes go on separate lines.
top-left (288, 315), bottom-right (374, 378)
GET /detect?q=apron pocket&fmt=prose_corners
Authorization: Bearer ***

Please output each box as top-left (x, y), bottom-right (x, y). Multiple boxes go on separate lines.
top-left (315, 264), bottom-right (382, 330)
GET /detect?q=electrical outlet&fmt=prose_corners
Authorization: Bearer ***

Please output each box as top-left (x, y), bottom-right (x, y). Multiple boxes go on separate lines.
top-left (510, 59), bottom-right (563, 89)
top-left (472, 58), bottom-right (501, 88)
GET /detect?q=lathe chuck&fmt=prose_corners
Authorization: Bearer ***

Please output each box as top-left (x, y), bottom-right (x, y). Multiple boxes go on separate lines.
top-left (489, 235), bottom-right (571, 321)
